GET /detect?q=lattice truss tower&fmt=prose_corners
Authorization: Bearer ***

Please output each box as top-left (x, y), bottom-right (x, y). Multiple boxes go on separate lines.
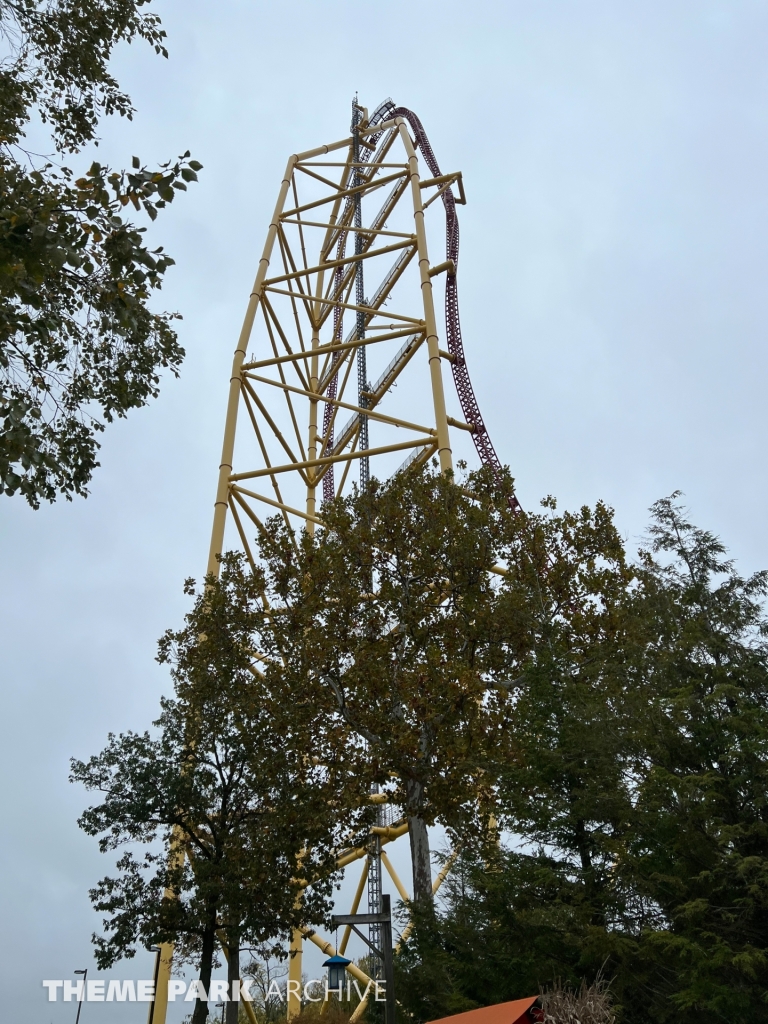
top-left (152, 99), bottom-right (511, 1024)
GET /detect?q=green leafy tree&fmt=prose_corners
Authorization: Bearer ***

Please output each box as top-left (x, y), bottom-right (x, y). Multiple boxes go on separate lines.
top-left (0, 0), bottom-right (200, 505)
top-left (397, 495), bottom-right (768, 1024)
top-left (72, 556), bottom-right (368, 1024)
top-left (394, 496), bottom-right (637, 1021)
top-left (492, 497), bottom-right (641, 939)
top-left (249, 466), bottom-right (519, 903)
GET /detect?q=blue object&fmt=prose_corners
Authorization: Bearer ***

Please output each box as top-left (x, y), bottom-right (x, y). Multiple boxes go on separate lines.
top-left (323, 953), bottom-right (352, 993)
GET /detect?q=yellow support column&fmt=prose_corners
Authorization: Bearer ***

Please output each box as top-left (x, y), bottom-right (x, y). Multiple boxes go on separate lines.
top-left (154, 154), bottom-right (302, 1024)
top-left (149, 840), bottom-right (186, 1024)
top-left (306, 321), bottom-right (321, 531)
top-left (146, 942), bottom-right (173, 1024)
top-left (398, 119), bottom-right (453, 475)
top-left (287, 927), bottom-right (304, 1019)
top-left (207, 154), bottom-right (298, 576)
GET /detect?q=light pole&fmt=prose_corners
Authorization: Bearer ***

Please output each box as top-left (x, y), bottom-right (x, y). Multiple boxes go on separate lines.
top-left (74, 969), bottom-right (87, 1024)
top-left (216, 1001), bottom-right (225, 1023)
top-left (146, 946), bottom-right (161, 1024)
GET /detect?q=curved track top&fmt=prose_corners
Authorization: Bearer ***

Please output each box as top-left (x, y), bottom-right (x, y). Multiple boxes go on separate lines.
top-left (321, 97), bottom-right (519, 510)
top-left (376, 100), bottom-right (518, 509)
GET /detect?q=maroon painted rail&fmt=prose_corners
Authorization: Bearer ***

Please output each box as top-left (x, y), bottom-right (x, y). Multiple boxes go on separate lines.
top-left (323, 99), bottom-right (520, 511)
top-left (386, 103), bottom-right (520, 512)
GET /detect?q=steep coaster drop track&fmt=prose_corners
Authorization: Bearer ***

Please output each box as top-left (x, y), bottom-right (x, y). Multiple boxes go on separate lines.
top-left (377, 99), bottom-right (519, 509)
top-left (322, 97), bottom-right (520, 511)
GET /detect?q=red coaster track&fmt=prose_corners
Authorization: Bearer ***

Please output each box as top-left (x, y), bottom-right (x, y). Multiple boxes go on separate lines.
top-left (373, 101), bottom-right (520, 511)
top-left (323, 99), bottom-right (519, 511)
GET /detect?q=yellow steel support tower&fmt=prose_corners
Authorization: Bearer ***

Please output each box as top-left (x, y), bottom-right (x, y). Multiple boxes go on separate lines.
top-left (150, 100), bottom-right (479, 1024)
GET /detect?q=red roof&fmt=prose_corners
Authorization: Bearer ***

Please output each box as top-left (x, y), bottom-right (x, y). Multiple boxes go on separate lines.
top-left (427, 998), bottom-right (539, 1024)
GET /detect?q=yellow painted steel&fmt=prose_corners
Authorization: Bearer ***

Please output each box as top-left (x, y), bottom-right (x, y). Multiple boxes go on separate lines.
top-left (207, 154), bottom-right (298, 577)
top-left (331, 820), bottom-right (409, 873)
top-left (339, 861), bottom-right (370, 956)
top-left (146, 942), bottom-right (172, 1024)
top-left (350, 849), bottom-right (460, 1024)
top-left (153, 108), bottom-right (467, 1024)
top-left (150, 840), bottom-right (186, 1024)
top-left (397, 119), bottom-right (452, 474)
top-left (380, 849), bottom-right (410, 904)
top-left (208, 116), bottom-right (459, 561)
top-left (287, 927), bottom-right (304, 1018)
top-left (396, 850), bottom-right (459, 949)
top-left (302, 928), bottom-right (374, 991)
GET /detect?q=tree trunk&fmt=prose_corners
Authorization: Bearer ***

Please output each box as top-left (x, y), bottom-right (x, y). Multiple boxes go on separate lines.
top-left (191, 921), bottom-right (216, 1024)
top-left (226, 934), bottom-right (240, 1024)
top-left (574, 817), bottom-right (605, 928)
top-left (406, 778), bottom-right (432, 903)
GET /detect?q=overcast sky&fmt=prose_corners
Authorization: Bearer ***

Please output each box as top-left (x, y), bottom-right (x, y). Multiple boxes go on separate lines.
top-left (3, 0), bottom-right (768, 1019)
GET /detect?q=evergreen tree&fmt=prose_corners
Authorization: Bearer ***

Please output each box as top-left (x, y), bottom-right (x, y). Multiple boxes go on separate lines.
top-left (396, 495), bottom-right (637, 1020)
top-left (618, 494), bottom-right (768, 1022)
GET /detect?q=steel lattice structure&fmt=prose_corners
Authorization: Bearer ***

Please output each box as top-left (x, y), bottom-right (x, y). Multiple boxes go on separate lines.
top-left (150, 99), bottom-right (515, 1024)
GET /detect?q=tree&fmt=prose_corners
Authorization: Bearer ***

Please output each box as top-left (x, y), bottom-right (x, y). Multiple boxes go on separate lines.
top-left (0, 0), bottom-right (200, 506)
top-left (249, 465), bottom-right (519, 903)
top-left (396, 494), bottom-right (768, 1024)
top-left (72, 556), bottom-right (369, 1024)
top-left (616, 494), bottom-right (768, 1023)
top-left (394, 496), bottom-right (637, 1021)
top-left (239, 947), bottom-right (289, 1024)
top-left (492, 496), bottom-right (641, 938)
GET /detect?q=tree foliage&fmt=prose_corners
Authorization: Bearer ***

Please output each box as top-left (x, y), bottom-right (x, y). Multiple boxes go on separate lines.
top-left (0, 0), bottom-right (199, 505)
top-left (249, 466), bottom-right (520, 901)
top-left (72, 556), bottom-right (368, 1024)
top-left (73, 469), bottom-right (768, 1024)
top-left (618, 495), bottom-right (768, 1021)
top-left (396, 493), bottom-right (768, 1024)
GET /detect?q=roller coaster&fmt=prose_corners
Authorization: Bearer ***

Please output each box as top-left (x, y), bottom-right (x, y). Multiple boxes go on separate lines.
top-left (151, 97), bottom-right (515, 1024)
